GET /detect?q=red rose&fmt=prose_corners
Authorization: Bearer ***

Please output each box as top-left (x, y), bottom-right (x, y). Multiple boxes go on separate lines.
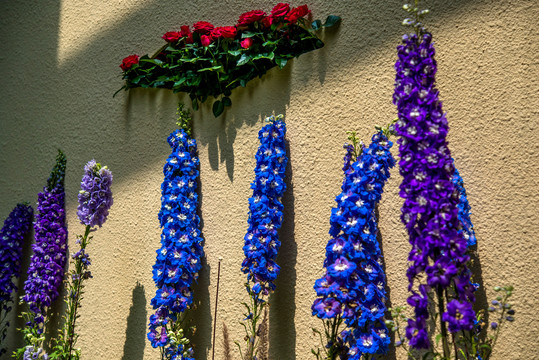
top-left (180, 25), bottom-right (191, 37)
top-left (201, 35), bottom-right (212, 47)
top-left (240, 37), bottom-right (253, 49)
top-left (260, 16), bottom-right (272, 29)
top-left (120, 54), bottom-right (139, 71)
top-left (285, 4), bottom-right (309, 23)
top-left (193, 21), bottom-right (214, 34)
top-left (271, 3), bottom-right (290, 18)
top-left (211, 26), bottom-right (237, 39)
top-left (237, 10), bottom-right (266, 26)
top-left (162, 31), bottom-right (182, 43)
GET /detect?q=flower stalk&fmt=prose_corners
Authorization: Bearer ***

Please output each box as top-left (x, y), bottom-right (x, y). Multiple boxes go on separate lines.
top-left (0, 203), bottom-right (33, 356)
top-left (238, 115), bottom-right (288, 359)
top-left (312, 127), bottom-right (395, 359)
top-left (50, 160), bottom-right (113, 360)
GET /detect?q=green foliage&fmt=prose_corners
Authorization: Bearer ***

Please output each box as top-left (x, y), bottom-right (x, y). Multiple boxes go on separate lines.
top-left (175, 103), bottom-right (193, 135)
top-left (48, 226), bottom-right (92, 360)
top-left (387, 286), bottom-right (516, 360)
top-left (46, 150), bottom-right (66, 192)
top-left (13, 311), bottom-right (46, 359)
top-left (117, 15), bottom-right (340, 117)
top-left (235, 282), bottom-right (270, 360)
top-left (311, 317), bottom-right (347, 360)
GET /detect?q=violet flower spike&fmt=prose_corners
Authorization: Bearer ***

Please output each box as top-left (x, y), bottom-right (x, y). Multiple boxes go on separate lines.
top-left (0, 203), bottom-right (33, 305)
top-left (393, 31), bottom-right (476, 349)
top-left (53, 159), bottom-right (113, 359)
top-left (0, 203), bottom-right (33, 355)
top-left (23, 150), bottom-right (67, 333)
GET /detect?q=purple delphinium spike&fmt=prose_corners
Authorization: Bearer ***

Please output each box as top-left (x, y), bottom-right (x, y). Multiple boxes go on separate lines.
top-left (393, 32), bottom-right (475, 348)
top-left (0, 203), bottom-right (33, 305)
top-left (148, 129), bottom-right (202, 359)
top-left (23, 150), bottom-right (67, 333)
top-left (0, 203), bottom-right (33, 355)
top-left (312, 132), bottom-right (395, 358)
top-left (52, 159), bottom-right (114, 359)
top-left (77, 160), bottom-right (114, 228)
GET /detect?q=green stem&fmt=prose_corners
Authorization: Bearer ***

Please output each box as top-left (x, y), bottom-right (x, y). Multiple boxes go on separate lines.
top-left (415, 0), bottom-right (420, 37)
top-left (64, 225), bottom-right (91, 360)
top-left (436, 288), bottom-right (451, 359)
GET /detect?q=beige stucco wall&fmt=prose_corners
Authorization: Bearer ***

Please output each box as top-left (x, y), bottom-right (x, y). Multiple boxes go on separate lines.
top-left (1, 0), bottom-right (538, 359)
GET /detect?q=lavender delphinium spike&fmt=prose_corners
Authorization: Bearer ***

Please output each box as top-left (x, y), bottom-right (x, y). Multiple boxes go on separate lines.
top-left (77, 159), bottom-right (114, 228)
top-left (50, 160), bottom-right (113, 360)
top-left (147, 127), bottom-right (202, 360)
top-left (0, 203), bottom-right (33, 355)
top-left (239, 115), bottom-right (288, 359)
top-left (312, 131), bottom-right (395, 359)
top-left (23, 150), bottom-right (67, 334)
top-left (393, 25), bottom-right (475, 351)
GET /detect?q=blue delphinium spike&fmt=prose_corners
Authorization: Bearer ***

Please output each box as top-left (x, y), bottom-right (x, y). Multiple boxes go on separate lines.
top-left (148, 129), bottom-right (203, 359)
top-left (313, 132), bottom-right (395, 358)
top-left (242, 116), bottom-right (288, 299)
top-left (452, 165), bottom-right (476, 247)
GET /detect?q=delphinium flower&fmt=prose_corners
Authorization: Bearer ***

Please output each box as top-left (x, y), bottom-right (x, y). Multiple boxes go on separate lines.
top-left (22, 150), bottom-right (67, 334)
top-left (147, 125), bottom-right (202, 360)
top-left (452, 165), bottom-right (476, 247)
top-left (312, 130), bottom-right (395, 360)
top-left (393, 4), bottom-right (476, 355)
top-left (23, 345), bottom-right (49, 360)
top-left (240, 115), bottom-right (288, 359)
top-left (50, 160), bottom-right (113, 360)
top-left (15, 150), bottom-right (66, 360)
top-left (76, 160), bottom-right (114, 228)
top-left (0, 203), bottom-right (33, 355)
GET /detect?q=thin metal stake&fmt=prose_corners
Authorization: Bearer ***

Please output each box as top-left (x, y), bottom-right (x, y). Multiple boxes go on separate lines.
top-left (212, 257), bottom-right (223, 360)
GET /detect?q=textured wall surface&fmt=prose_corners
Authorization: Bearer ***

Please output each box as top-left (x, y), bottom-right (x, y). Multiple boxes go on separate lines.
top-left (1, 0), bottom-right (538, 359)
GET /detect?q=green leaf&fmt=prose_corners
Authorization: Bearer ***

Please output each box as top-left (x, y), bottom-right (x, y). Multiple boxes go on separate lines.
top-left (252, 52), bottom-right (275, 61)
top-left (228, 49), bottom-right (242, 56)
top-left (276, 57), bottom-right (288, 69)
top-left (213, 100), bottom-right (224, 117)
top-left (179, 57), bottom-right (198, 63)
top-left (131, 75), bottom-right (144, 85)
top-left (198, 65), bottom-right (223, 72)
top-left (262, 40), bottom-right (279, 47)
top-left (241, 32), bottom-right (261, 38)
top-left (222, 97), bottom-right (232, 107)
top-left (139, 58), bottom-right (164, 66)
top-left (192, 97), bottom-right (199, 111)
top-left (173, 78), bottom-right (186, 87)
top-left (311, 20), bottom-right (322, 30)
top-left (237, 54), bottom-right (250, 66)
top-left (323, 15), bottom-right (341, 27)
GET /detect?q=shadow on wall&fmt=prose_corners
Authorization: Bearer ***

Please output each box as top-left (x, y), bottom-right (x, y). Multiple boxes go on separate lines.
top-left (188, 257), bottom-right (213, 359)
top-left (192, 61), bottom-right (293, 183)
top-left (375, 205), bottom-right (398, 360)
top-left (121, 282), bottom-right (147, 360)
top-left (269, 140), bottom-right (298, 360)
